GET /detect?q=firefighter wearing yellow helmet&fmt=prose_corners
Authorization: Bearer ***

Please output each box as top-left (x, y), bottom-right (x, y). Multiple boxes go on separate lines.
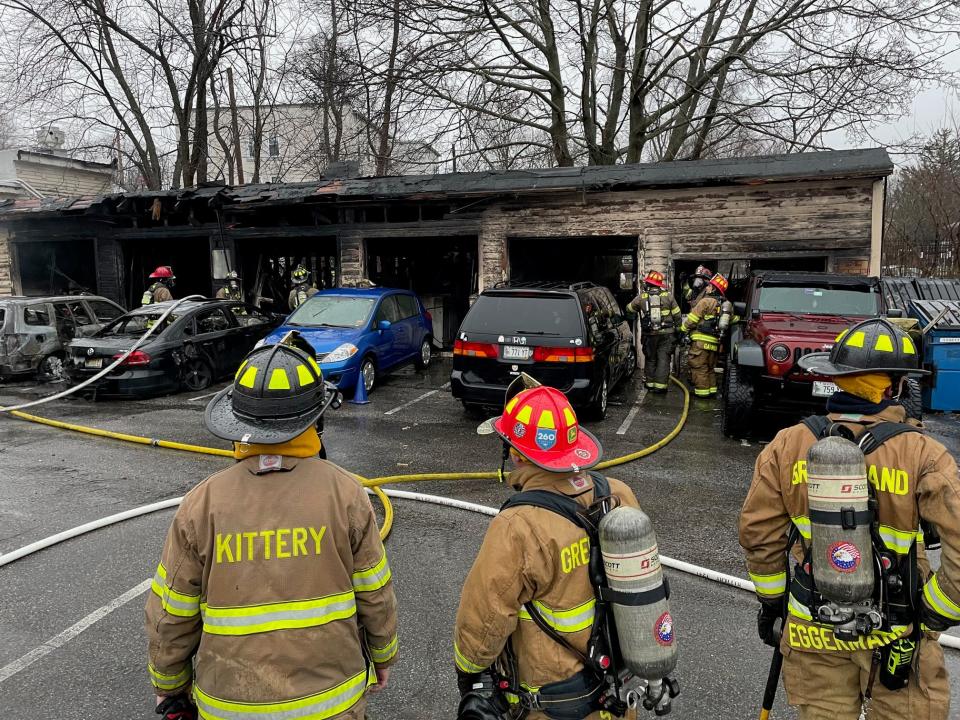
top-left (145, 342), bottom-right (397, 720)
top-left (739, 318), bottom-right (957, 719)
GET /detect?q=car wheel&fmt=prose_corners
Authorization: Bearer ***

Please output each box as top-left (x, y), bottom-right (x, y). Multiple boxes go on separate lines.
top-left (360, 356), bottom-right (376, 393)
top-left (181, 358), bottom-right (213, 391)
top-left (900, 377), bottom-right (923, 423)
top-left (587, 374), bottom-right (609, 420)
top-left (721, 360), bottom-right (755, 438)
top-left (415, 337), bottom-right (432, 370)
top-left (37, 354), bottom-right (65, 383)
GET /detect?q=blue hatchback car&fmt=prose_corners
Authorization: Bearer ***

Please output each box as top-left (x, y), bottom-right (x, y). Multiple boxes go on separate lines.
top-left (263, 288), bottom-right (434, 394)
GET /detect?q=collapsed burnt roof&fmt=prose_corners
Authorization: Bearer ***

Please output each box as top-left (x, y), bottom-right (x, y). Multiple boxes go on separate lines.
top-left (0, 147), bottom-right (893, 221)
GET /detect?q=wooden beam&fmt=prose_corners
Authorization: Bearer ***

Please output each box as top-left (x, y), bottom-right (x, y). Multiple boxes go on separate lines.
top-left (870, 179), bottom-right (884, 276)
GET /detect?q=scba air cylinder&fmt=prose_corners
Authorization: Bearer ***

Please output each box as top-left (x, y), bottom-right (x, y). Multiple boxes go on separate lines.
top-left (599, 506), bottom-right (677, 680)
top-left (807, 436), bottom-right (875, 604)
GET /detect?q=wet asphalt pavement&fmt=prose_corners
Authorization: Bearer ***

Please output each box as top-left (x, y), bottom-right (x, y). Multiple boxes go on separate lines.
top-left (1, 359), bottom-right (959, 719)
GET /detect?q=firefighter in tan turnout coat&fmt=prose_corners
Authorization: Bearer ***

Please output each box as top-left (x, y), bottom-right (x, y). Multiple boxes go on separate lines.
top-left (739, 318), bottom-right (959, 720)
top-left (454, 378), bottom-right (640, 720)
top-left (145, 342), bottom-right (397, 720)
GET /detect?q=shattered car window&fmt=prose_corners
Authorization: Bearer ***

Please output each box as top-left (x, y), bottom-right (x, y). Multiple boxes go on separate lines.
top-left (287, 296), bottom-right (376, 328)
top-left (100, 313), bottom-right (178, 336)
top-left (24, 304), bottom-right (51, 326)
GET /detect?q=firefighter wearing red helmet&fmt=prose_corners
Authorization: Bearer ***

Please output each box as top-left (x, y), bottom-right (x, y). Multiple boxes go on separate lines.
top-left (142, 266), bottom-right (176, 306)
top-left (680, 273), bottom-right (731, 398)
top-left (454, 376), bottom-right (642, 720)
top-left (626, 270), bottom-right (681, 393)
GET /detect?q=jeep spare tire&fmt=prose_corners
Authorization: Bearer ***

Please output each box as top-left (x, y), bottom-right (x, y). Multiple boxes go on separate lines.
top-left (721, 360), bottom-right (755, 438)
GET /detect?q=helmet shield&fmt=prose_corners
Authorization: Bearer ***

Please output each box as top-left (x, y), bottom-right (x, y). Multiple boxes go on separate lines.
top-left (205, 343), bottom-right (329, 444)
top-left (477, 372), bottom-right (542, 436)
top-left (798, 318), bottom-right (929, 377)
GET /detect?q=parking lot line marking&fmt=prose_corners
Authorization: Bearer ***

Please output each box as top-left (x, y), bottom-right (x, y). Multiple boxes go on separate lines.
top-left (188, 390), bottom-right (221, 402)
top-left (0, 578), bottom-right (151, 684)
top-left (616, 390), bottom-right (647, 436)
top-left (384, 382), bottom-right (451, 416)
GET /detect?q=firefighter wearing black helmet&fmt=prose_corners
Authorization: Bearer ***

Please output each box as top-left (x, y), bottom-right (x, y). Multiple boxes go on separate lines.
top-left (145, 343), bottom-right (398, 720)
top-left (739, 318), bottom-right (957, 720)
top-left (289, 264), bottom-right (318, 311)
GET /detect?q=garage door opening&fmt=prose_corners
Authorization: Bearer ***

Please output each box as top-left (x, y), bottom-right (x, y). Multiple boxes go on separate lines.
top-left (121, 238), bottom-right (213, 308)
top-left (366, 236), bottom-right (477, 347)
top-left (508, 236), bottom-right (637, 309)
top-left (673, 256), bottom-right (828, 306)
top-left (233, 237), bottom-right (337, 312)
top-left (14, 239), bottom-right (97, 296)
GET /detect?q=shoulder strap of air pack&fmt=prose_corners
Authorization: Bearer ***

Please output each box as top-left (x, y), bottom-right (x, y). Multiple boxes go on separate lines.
top-left (499, 472), bottom-right (611, 534)
top-left (803, 415), bottom-right (921, 454)
top-left (856, 422), bottom-right (921, 455)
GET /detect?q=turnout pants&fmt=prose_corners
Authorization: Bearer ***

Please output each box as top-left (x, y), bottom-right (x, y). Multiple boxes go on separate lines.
top-left (642, 333), bottom-right (675, 391)
top-left (686, 341), bottom-right (718, 397)
top-left (781, 639), bottom-right (950, 720)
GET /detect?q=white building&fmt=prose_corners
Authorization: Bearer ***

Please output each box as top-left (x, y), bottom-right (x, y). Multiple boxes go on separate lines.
top-left (207, 103), bottom-right (438, 184)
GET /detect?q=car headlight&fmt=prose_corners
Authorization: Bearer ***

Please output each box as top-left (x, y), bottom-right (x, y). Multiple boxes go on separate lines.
top-left (769, 343), bottom-right (791, 363)
top-left (324, 343), bottom-right (359, 363)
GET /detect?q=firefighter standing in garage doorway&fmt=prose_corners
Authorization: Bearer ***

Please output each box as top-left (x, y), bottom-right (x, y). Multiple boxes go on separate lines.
top-left (679, 273), bottom-right (732, 398)
top-left (626, 270), bottom-right (680, 394)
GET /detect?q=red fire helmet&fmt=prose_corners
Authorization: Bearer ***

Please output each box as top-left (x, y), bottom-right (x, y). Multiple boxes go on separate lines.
top-left (644, 270), bottom-right (666, 289)
top-left (709, 273), bottom-right (729, 295)
top-left (493, 386), bottom-right (602, 472)
top-left (149, 265), bottom-right (175, 279)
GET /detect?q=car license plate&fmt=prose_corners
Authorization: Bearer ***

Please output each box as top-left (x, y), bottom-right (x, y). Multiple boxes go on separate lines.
top-left (85, 357), bottom-right (103, 369)
top-left (812, 381), bottom-right (839, 397)
top-left (502, 345), bottom-right (532, 360)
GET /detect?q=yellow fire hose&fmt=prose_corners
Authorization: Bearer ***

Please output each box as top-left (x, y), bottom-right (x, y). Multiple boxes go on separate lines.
top-left (2, 377), bottom-right (689, 543)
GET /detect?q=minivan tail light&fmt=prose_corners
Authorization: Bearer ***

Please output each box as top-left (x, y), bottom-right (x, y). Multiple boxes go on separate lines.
top-left (113, 350), bottom-right (151, 366)
top-left (453, 340), bottom-right (498, 358)
top-left (533, 347), bottom-right (594, 363)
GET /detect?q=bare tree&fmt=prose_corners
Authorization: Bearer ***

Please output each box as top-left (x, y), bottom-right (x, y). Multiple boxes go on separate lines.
top-left (409, 0), bottom-right (960, 167)
top-left (886, 129), bottom-right (960, 277)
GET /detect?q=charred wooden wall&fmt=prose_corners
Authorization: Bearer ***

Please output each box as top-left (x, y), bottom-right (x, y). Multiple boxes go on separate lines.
top-left (478, 179), bottom-right (875, 289)
top-left (0, 228), bottom-right (12, 295)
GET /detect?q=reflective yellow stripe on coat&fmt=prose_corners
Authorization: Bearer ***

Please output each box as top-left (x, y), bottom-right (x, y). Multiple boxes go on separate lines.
top-left (518, 598), bottom-right (596, 633)
top-left (201, 591), bottom-right (357, 636)
top-left (749, 571), bottom-right (787, 597)
top-left (194, 668), bottom-right (369, 720)
top-left (454, 641), bottom-right (486, 673)
top-left (924, 573), bottom-right (960, 621)
top-left (352, 552), bottom-right (392, 593)
top-left (152, 563), bottom-right (200, 618)
top-left (369, 634), bottom-right (399, 664)
top-left (148, 663), bottom-right (191, 691)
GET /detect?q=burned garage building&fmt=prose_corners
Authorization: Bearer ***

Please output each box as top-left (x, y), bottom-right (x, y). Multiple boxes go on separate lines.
top-left (0, 148), bottom-right (892, 346)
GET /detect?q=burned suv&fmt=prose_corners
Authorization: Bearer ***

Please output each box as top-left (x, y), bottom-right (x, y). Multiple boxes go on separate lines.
top-left (721, 272), bottom-right (883, 437)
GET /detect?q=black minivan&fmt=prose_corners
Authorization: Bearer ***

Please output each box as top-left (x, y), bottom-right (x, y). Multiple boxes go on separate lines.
top-left (450, 281), bottom-right (636, 418)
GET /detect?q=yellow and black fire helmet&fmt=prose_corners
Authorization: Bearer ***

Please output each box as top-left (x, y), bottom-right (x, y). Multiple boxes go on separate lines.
top-left (798, 318), bottom-right (929, 377)
top-left (205, 343), bottom-right (327, 444)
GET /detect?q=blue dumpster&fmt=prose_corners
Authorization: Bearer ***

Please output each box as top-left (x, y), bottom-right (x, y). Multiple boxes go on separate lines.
top-left (909, 300), bottom-right (960, 412)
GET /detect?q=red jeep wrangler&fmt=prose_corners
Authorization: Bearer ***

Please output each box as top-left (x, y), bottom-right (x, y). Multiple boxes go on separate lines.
top-left (721, 271), bottom-right (894, 438)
